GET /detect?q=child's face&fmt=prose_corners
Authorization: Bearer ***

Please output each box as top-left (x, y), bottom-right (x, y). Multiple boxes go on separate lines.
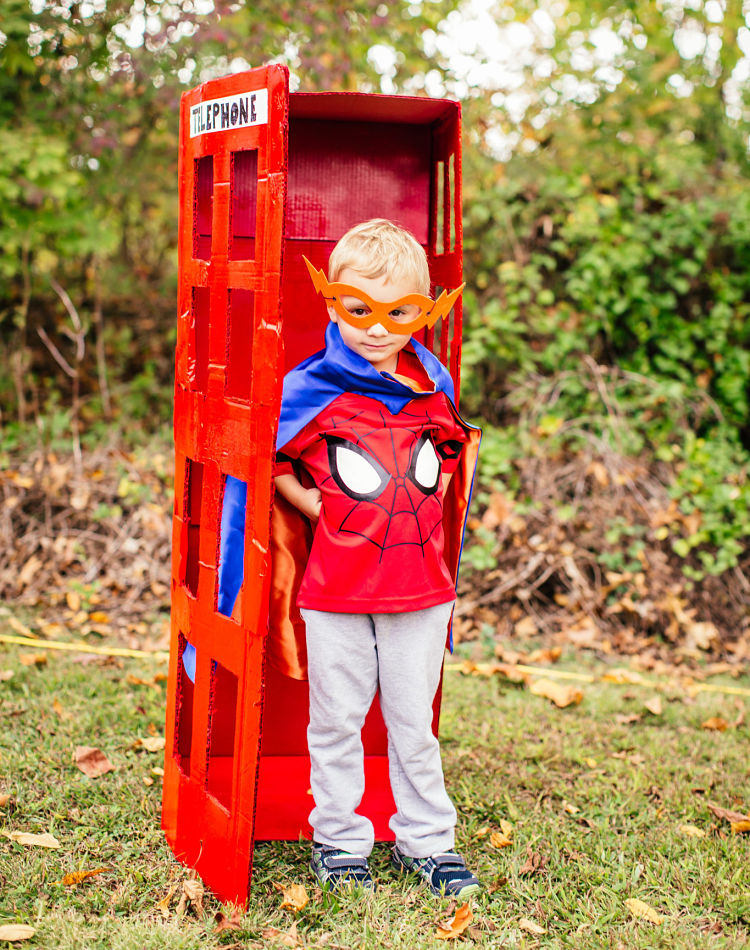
top-left (327, 268), bottom-right (420, 375)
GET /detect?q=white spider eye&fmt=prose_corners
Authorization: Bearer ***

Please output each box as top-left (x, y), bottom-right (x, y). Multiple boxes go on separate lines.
top-left (412, 436), bottom-right (440, 493)
top-left (335, 445), bottom-right (382, 494)
top-left (326, 438), bottom-right (390, 500)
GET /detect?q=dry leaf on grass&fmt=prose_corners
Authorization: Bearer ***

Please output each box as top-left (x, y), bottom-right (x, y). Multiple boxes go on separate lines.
top-left (214, 908), bottom-right (244, 934)
top-left (0, 794), bottom-right (11, 807)
top-left (156, 883), bottom-right (177, 919)
top-left (435, 902), bottom-right (472, 940)
top-left (701, 717), bottom-right (729, 732)
top-left (519, 847), bottom-right (547, 876)
top-left (677, 824), bottom-right (706, 839)
top-left (529, 678), bottom-right (583, 708)
top-left (176, 877), bottom-right (205, 916)
top-left (706, 800), bottom-right (750, 833)
top-left (261, 923), bottom-right (302, 947)
top-left (0, 924), bottom-right (36, 942)
top-left (490, 831), bottom-right (512, 849)
top-left (139, 736), bottom-right (166, 752)
top-left (625, 898), bottom-right (666, 924)
top-left (55, 868), bottom-right (107, 886)
top-left (526, 646), bottom-right (562, 664)
top-left (615, 713), bottom-right (642, 725)
top-left (644, 696), bottom-right (663, 716)
top-left (601, 669), bottom-right (644, 685)
top-left (518, 917), bottom-right (546, 935)
top-left (74, 746), bottom-right (115, 778)
top-left (273, 882), bottom-right (309, 912)
top-left (3, 830), bottom-right (60, 848)
top-left (19, 653), bottom-right (47, 667)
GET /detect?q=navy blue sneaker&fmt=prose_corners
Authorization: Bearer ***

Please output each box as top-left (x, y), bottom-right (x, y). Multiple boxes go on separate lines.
top-left (310, 843), bottom-right (374, 892)
top-left (391, 847), bottom-right (480, 898)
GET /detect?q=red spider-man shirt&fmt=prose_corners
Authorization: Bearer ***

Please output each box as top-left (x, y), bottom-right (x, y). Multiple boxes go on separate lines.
top-left (276, 388), bottom-right (468, 614)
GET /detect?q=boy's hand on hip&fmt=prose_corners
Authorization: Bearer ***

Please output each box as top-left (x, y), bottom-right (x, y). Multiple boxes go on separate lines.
top-left (300, 487), bottom-right (322, 522)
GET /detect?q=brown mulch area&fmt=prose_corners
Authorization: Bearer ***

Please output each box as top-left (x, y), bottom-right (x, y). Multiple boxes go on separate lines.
top-left (2, 441), bottom-right (749, 668)
top-left (1, 443), bottom-right (172, 652)
top-left (455, 446), bottom-right (750, 669)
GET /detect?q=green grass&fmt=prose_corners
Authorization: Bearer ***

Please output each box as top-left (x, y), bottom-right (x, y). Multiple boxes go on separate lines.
top-left (1, 641), bottom-right (749, 948)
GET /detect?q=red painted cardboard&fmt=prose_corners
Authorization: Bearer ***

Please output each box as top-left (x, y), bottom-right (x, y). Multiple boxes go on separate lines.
top-left (163, 63), bottom-right (463, 905)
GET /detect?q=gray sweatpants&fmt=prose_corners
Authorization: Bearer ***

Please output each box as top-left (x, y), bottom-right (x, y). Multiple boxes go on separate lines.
top-left (301, 601), bottom-right (457, 858)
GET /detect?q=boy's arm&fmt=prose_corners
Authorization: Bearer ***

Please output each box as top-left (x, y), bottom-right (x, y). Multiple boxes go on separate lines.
top-left (274, 472), bottom-right (322, 522)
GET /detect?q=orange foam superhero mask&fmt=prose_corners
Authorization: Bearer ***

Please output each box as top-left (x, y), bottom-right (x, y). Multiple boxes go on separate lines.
top-left (304, 256), bottom-right (465, 336)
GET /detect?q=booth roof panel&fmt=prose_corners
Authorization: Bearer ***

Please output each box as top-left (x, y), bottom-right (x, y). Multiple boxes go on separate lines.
top-left (289, 91), bottom-right (457, 125)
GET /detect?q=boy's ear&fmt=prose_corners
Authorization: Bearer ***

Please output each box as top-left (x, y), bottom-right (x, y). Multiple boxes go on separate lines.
top-left (327, 306), bottom-right (338, 323)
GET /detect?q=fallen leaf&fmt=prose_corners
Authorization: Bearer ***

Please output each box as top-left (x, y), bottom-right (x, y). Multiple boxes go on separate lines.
top-left (156, 883), bottom-right (177, 919)
top-left (644, 697), bottom-right (663, 716)
top-left (701, 717), bottom-right (729, 732)
top-left (7, 616), bottom-right (38, 638)
top-left (19, 653), bottom-right (47, 668)
top-left (273, 882), bottom-right (309, 912)
top-left (261, 923), bottom-right (302, 947)
top-left (563, 802), bottom-right (580, 815)
top-left (176, 876), bottom-right (205, 916)
top-left (214, 907), bottom-right (244, 934)
top-left (472, 826), bottom-right (491, 839)
top-left (66, 591), bottom-right (81, 612)
top-left (74, 746), bottom-right (115, 778)
top-left (615, 713), bottom-right (642, 725)
top-left (3, 830), bottom-right (60, 848)
top-left (140, 736), bottom-right (166, 752)
top-left (0, 670), bottom-right (13, 681)
top-left (0, 794), bottom-right (11, 807)
top-left (514, 616), bottom-right (538, 638)
top-left (602, 669), bottom-right (643, 685)
top-left (499, 819), bottom-right (513, 838)
top-left (730, 820), bottom-right (750, 834)
top-left (706, 801), bottom-right (750, 824)
top-left (435, 902), bottom-right (473, 940)
top-left (526, 646), bottom-right (562, 664)
top-left (519, 847), bottom-right (547, 876)
top-left (490, 831), bottom-right (512, 849)
top-left (518, 917), bottom-right (546, 935)
top-left (0, 924), bottom-right (35, 942)
top-left (677, 823), bottom-right (706, 839)
top-left (55, 868), bottom-right (108, 886)
top-left (684, 621), bottom-right (719, 651)
top-left (529, 678), bottom-right (583, 708)
top-left (625, 898), bottom-right (665, 924)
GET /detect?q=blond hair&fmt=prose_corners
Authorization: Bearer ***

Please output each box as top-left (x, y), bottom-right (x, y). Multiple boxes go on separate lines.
top-left (327, 219), bottom-right (431, 296)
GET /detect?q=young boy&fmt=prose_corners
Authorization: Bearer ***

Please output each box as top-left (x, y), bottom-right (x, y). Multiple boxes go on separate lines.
top-left (274, 219), bottom-right (480, 898)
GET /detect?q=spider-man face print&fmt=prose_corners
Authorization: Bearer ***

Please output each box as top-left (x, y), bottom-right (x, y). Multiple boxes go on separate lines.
top-left (321, 417), bottom-right (446, 560)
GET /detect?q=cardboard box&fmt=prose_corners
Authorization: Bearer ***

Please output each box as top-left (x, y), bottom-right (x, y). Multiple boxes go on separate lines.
top-left (163, 63), bottom-right (463, 904)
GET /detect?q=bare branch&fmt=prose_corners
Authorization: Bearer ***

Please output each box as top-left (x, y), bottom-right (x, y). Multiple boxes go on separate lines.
top-left (37, 327), bottom-right (77, 378)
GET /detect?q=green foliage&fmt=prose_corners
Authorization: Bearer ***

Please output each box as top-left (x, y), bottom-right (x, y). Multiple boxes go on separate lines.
top-left (662, 430), bottom-right (750, 578)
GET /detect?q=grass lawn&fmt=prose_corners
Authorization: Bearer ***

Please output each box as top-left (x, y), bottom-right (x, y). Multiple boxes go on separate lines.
top-left (1, 639), bottom-right (749, 948)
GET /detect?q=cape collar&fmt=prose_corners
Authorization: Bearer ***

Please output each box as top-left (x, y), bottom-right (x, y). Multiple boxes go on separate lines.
top-left (276, 323), bottom-right (455, 451)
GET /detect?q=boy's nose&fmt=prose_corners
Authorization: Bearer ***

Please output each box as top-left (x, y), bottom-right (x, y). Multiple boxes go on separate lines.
top-left (366, 322), bottom-right (389, 337)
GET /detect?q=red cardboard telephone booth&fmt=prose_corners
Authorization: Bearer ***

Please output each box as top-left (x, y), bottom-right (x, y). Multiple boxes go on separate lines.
top-left (162, 63), bottom-right (464, 905)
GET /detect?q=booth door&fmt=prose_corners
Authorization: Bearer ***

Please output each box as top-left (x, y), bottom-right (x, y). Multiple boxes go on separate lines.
top-left (163, 63), bottom-right (289, 905)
